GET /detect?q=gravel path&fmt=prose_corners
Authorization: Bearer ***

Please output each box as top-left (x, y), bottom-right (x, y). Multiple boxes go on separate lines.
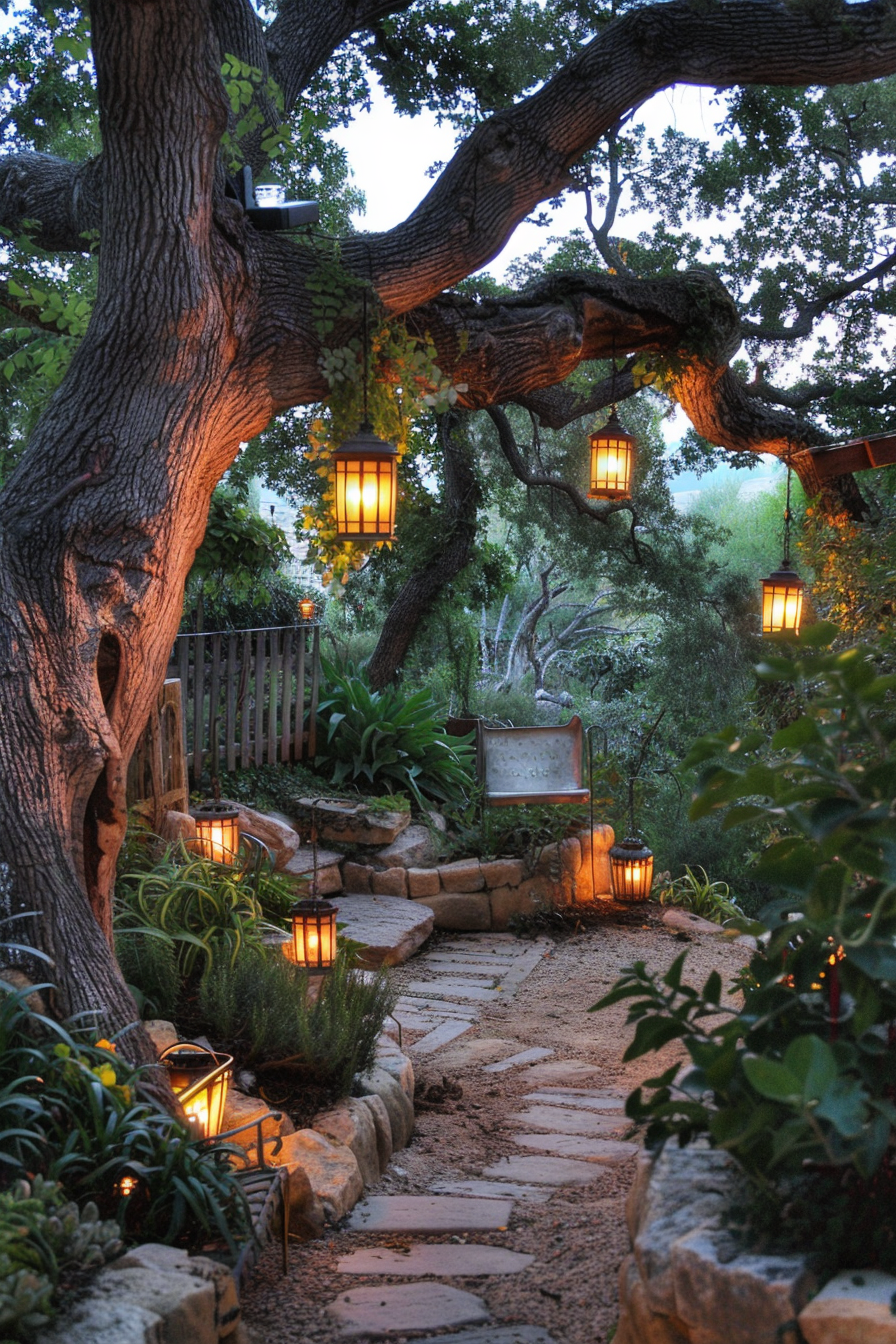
top-left (241, 905), bottom-right (747, 1343)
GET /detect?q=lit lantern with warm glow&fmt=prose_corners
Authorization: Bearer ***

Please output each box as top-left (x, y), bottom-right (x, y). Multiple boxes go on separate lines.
top-left (290, 897), bottom-right (338, 973)
top-left (298, 596), bottom-right (317, 622)
top-left (588, 409), bottom-right (636, 500)
top-left (116, 1175), bottom-right (138, 1198)
top-left (193, 799), bottom-right (240, 865)
top-left (160, 1043), bottom-right (233, 1140)
top-left (609, 836), bottom-right (654, 902)
top-left (761, 564), bottom-right (805, 636)
top-left (333, 428), bottom-right (398, 541)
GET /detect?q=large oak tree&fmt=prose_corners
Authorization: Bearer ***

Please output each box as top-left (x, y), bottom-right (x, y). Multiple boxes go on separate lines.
top-left (2, 0), bottom-right (896, 1053)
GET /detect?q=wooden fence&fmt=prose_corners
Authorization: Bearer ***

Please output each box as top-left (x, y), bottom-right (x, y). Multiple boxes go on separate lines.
top-left (127, 678), bottom-right (190, 825)
top-left (170, 623), bottom-right (322, 788)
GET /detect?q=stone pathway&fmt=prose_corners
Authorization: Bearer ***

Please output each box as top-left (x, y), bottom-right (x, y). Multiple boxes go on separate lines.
top-left (317, 934), bottom-right (638, 1340)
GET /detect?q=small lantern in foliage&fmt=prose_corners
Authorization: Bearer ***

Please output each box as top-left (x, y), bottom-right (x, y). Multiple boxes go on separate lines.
top-left (160, 1043), bottom-right (233, 1140)
top-left (290, 897), bottom-right (338, 973)
top-left (588, 409), bottom-right (636, 500)
top-left (761, 563), bottom-right (805, 636)
top-left (298, 596), bottom-right (317, 623)
top-left (609, 836), bottom-right (654, 903)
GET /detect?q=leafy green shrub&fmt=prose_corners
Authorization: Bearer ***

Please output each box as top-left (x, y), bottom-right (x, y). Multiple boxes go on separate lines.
top-left (655, 866), bottom-right (744, 924)
top-left (0, 975), bottom-right (249, 1255)
top-left (0, 1176), bottom-right (122, 1342)
top-left (197, 947), bottom-right (396, 1098)
top-left (440, 792), bottom-right (587, 865)
top-left (592, 632), bottom-right (896, 1272)
top-left (315, 661), bottom-right (475, 807)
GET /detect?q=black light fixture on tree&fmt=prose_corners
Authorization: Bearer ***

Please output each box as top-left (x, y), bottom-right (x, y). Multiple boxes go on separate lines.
top-left (761, 446), bottom-right (805, 637)
top-left (333, 289), bottom-right (399, 542)
top-left (588, 341), bottom-right (636, 501)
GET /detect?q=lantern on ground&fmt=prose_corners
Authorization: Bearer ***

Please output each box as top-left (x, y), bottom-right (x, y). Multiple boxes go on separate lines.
top-left (588, 408), bottom-right (636, 500)
top-left (333, 428), bottom-right (398, 542)
top-left (609, 836), bottom-right (654, 903)
top-left (290, 897), bottom-right (338, 973)
top-left (193, 797), bottom-right (240, 865)
top-left (160, 1042), bottom-right (233, 1139)
top-left (761, 449), bottom-right (805, 637)
top-left (298, 596), bottom-right (318, 623)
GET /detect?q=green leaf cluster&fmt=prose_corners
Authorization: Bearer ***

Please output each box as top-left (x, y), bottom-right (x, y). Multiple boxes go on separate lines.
top-left (314, 659), bottom-right (475, 807)
top-left (592, 635), bottom-right (896, 1194)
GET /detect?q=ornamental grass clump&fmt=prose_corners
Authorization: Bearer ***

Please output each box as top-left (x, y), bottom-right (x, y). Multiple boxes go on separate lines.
top-left (655, 865), bottom-right (744, 924)
top-left (592, 630), bottom-right (896, 1275)
top-left (196, 946), bottom-right (396, 1101)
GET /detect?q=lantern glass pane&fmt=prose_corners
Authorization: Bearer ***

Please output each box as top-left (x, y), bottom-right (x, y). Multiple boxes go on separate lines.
top-left (291, 904), bottom-right (338, 970)
top-left (335, 455), bottom-right (396, 538)
top-left (589, 435), bottom-right (633, 498)
top-left (610, 852), bottom-right (654, 902)
top-left (196, 814), bottom-right (239, 864)
top-left (161, 1046), bottom-right (233, 1140)
top-left (762, 579), bottom-right (804, 634)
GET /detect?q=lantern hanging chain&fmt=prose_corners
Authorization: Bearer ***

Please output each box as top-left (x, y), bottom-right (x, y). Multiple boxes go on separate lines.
top-left (782, 441), bottom-right (794, 569)
top-left (361, 286), bottom-right (370, 432)
top-left (310, 797), bottom-right (319, 899)
top-left (610, 332), bottom-right (617, 417)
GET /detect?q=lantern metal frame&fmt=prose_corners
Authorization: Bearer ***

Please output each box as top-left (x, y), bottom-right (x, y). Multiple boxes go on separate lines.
top-left (289, 895), bottom-right (339, 973)
top-left (159, 1041), bottom-right (234, 1140)
top-left (761, 449), bottom-right (805, 636)
top-left (609, 834), bottom-right (655, 903)
top-left (588, 407), bottom-right (636, 501)
top-left (193, 792), bottom-right (240, 866)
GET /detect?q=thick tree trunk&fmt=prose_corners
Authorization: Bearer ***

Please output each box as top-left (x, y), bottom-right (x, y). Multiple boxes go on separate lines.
top-left (0, 0), bottom-right (268, 1057)
top-left (368, 412), bottom-right (480, 688)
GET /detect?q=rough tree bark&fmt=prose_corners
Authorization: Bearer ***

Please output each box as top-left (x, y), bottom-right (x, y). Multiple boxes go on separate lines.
top-left (1, 0), bottom-right (895, 1044)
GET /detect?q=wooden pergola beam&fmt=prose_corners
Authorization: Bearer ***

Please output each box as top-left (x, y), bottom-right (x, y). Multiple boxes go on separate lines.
top-left (793, 431), bottom-right (896, 496)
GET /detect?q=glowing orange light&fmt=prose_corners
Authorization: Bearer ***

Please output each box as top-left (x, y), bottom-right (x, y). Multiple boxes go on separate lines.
top-left (761, 565), bottom-right (805, 635)
top-left (609, 837), bottom-right (654, 902)
top-left (290, 897), bottom-right (338, 973)
top-left (159, 1043), bottom-right (233, 1140)
top-left (333, 429), bottom-right (398, 541)
top-left (193, 801), bottom-right (240, 865)
top-left (588, 410), bottom-right (636, 500)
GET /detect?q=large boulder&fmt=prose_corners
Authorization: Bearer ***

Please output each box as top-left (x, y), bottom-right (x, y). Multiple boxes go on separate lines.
top-left (313, 1098), bottom-right (381, 1186)
top-left (227, 803), bottom-right (302, 870)
top-left (355, 1066), bottom-right (414, 1149)
top-left (374, 824), bottom-right (440, 869)
top-left (293, 798), bottom-right (411, 846)
top-left (270, 1129), bottom-right (364, 1224)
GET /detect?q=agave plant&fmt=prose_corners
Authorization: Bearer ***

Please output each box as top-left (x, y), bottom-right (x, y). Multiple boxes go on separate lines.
top-left (315, 661), bottom-right (475, 807)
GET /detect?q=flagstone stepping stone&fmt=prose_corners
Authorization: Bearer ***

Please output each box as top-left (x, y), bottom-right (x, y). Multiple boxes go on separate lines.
top-left (430, 1179), bottom-right (553, 1205)
top-left (483, 1047), bottom-right (554, 1074)
top-left (435, 1038), bottom-right (522, 1069)
top-left (328, 1282), bottom-right (490, 1336)
top-left (408, 1328), bottom-right (557, 1344)
top-left (508, 1105), bottom-right (625, 1136)
top-left (337, 1244), bottom-right (534, 1275)
top-left (425, 962), bottom-right (505, 978)
top-left (511, 1133), bottom-right (638, 1162)
top-left (406, 980), bottom-right (502, 1002)
top-left (334, 894), bottom-right (435, 968)
top-left (411, 1018), bottom-right (476, 1054)
top-left (482, 1155), bottom-right (604, 1186)
top-left (518, 1059), bottom-right (601, 1085)
top-left (395, 998), bottom-right (478, 1020)
top-left (523, 1089), bottom-right (626, 1111)
top-left (347, 1195), bottom-right (515, 1233)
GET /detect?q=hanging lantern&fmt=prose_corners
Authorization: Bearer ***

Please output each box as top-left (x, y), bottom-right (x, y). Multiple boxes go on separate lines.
top-left (160, 1042), bottom-right (233, 1140)
top-left (609, 836), bottom-right (654, 902)
top-left (761, 563), bottom-right (805, 635)
top-left (760, 450), bottom-right (805, 636)
top-left (290, 896), bottom-right (338, 973)
top-left (588, 409), bottom-right (636, 500)
top-left (193, 798), bottom-right (240, 865)
top-left (298, 596), bottom-right (317, 623)
top-left (333, 428), bottom-right (398, 541)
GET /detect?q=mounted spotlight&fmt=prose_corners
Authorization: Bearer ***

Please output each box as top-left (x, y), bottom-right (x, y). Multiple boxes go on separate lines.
top-left (228, 165), bottom-right (318, 231)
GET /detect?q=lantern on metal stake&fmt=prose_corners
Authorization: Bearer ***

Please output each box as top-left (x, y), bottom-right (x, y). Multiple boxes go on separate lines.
top-left (333, 288), bottom-right (399, 542)
top-left (608, 772), bottom-right (654, 903)
top-left (761, 449), bottom-right (805, 636)
top-left (160, 1042), bottom-right (233, 1140)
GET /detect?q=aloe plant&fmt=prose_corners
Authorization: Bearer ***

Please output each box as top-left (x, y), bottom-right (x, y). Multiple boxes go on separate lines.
top-left (656, 865), bottom-right (744, 923)
top-left (315, 661), bottom-right (474, 806)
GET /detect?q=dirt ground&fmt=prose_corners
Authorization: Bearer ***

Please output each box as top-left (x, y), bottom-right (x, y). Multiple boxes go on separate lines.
top-left (242, 906), bottom-right (749, 1344)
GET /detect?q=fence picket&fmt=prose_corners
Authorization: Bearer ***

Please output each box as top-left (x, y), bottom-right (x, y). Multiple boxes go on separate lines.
top-left (191, 634), bottom-right (206, 786)
top-left (239, 633), bottom-right (251, 769)
top-left (281, 629), bottom-right (293, 762)
top-left (225, 636), bottom-right (237, 774)
top-left (295, 628), bottom-right (306, 759)
top-left (254, 630), bottom-right (265, 767)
